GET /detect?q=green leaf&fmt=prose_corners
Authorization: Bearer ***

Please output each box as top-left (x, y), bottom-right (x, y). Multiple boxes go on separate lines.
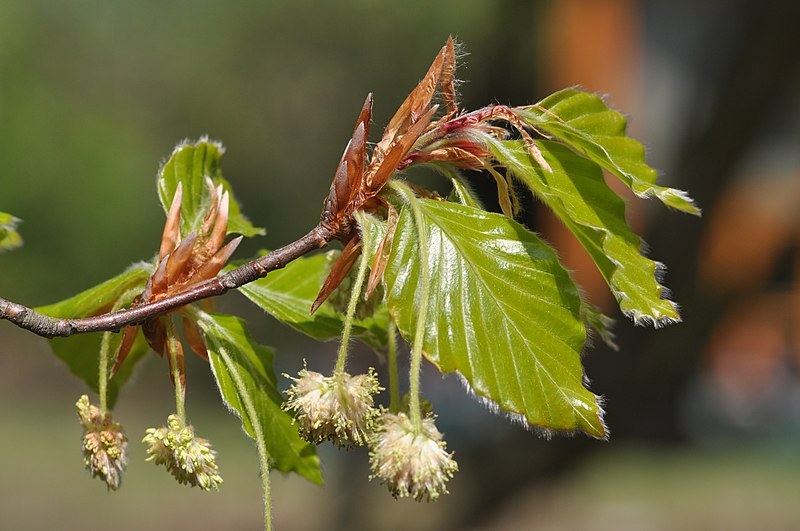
top-left (197, 311), bottom-right (322, 484)
top-left (517, 88), bottom-right (700, 215)
top-left (490, 138), bottom-right (680, 325)
top-left (0, 212), bottom-right (22, 252)
top-left (448, 173), bottom-right (484, 209)
top-left (381, 198), bottom-right (606, 438)
top-left (355, 210), bottom-right (389, 267)
top-left (235, 251), bottom-right (388, 353)
top-left (157, 138), bottom-right (264, 237)
top-left (581, 303), bottom-right (618, 351)
top-left (36, 263), bottom-right (152, 407)
top-left (36, 262), bottom-right (151, 318)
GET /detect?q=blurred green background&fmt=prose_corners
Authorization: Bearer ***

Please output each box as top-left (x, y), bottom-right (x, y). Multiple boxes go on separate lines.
top-left (2, 1), bottom-right (800, 529)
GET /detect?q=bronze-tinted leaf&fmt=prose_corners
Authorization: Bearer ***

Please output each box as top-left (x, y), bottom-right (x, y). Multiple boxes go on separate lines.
top-left (311, 236), bottom-right (362, 314)
top-left (111, 324), bottom-right (140, 376)
top-left (332, 158), bottom-right (349, 214)
top-left (366, 202), bottom-right (398, 297)
top-left (378, 43), bottom-right (445, 153)
top-left (143, 317), bottom-right (167, 357)
top-left (160, 182), bottom-right (183, 260)
top-left (150, 254), bottom-right (171, 300)
top-left (439, 36), bottom-right (458, 116)
top-left (165, 231), bottom-right (197, 286)
top-left (345, 123), bottom-right (367, 203)
top-left (186, 235), bottom-right (243, 284)
top-left (351, 93), bottom-right (373, 183)
top-left (200, 178), bottom-right (221, 236)
top-left (323, 93), bottom-right (373, 228)
top-left (368, 105), bottom-right (438, 192)
top-left (183, 317), bottom-right (209, 361)
top-left (206, 191), bottom-right (229, 254)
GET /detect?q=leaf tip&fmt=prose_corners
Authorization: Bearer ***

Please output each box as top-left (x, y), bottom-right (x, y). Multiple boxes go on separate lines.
top-left (659, 188), bottom-right (702, 216)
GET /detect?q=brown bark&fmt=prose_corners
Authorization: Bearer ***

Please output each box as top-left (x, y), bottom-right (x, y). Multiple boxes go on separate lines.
top-left (0, 226), bottom-right (330, 338)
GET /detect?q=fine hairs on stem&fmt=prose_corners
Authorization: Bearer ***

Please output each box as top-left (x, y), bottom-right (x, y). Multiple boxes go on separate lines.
top-left (334, 246), bottom-right (371, 374)
top-left (387, 319), bottom-right (400, 413)
top-left (99, 289), bottom-right (141, 415)
top-left (387, 181), bottom-right (431, 432)
top-left (98, 332), bottom-right (113, 416)
top-left (188, 307), bottom-right (273, 531)
top-left (164, 317), bottom-right (186, 423)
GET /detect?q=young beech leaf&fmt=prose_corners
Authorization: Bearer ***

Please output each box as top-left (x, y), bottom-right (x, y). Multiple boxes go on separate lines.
top-left (157, 138), bottom-right (265, 238)
top-left (447, 174), bottom-right (484, 210)
top-left (0, 212), bottom-right (22, 252)
top-left (517, 88), bottom-right (700, 216)
top-left (35, 263), bottom-right (152, 407)
top-left (197, 312), bottom-right (322, 484)
top-left (381, 199), bottom-right (606, 438)
top-left (581, 303), bottom-right (618, 351)
top-left (233, 251), bottom-right (388, 353)
top-left (489, 138), bottom-right (680, 325)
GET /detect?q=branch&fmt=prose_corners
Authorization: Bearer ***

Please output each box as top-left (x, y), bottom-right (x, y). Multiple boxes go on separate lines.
top-left (0, 226), bottom-right (332, 339)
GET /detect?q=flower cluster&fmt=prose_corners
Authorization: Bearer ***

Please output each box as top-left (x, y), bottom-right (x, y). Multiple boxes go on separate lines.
top-left (143, 414), bottom-right (222, 491)
top-left (369, 412), bottom-right (458, 502)
top-left (75, 395), bottom-right (128, 490)
top-left (284, 367), bottom-right (382, 447)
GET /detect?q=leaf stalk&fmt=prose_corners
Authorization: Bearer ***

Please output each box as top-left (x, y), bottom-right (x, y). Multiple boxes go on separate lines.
top-left (387, 319), bottom-right (400, 413)
top-left (199, 311), bottom-right (273, 531)
top-left (388, 181), bottom-right (431, 432)
top-left (165, 317), bottom-right (186, 423)
top-left (334, 251), bottom-right (371, 374)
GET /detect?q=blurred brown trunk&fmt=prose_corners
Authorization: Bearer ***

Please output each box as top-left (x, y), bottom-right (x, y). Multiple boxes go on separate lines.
top-left (598, 0), bottom-right (800, 440)
top-left (538, 0), bottom-right (642, 313)
top-left (451, 0), bottom-right (800, 528)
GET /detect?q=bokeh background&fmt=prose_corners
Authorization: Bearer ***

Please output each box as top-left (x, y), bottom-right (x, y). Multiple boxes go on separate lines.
top-left (2, 1), bottom-right (800, 529)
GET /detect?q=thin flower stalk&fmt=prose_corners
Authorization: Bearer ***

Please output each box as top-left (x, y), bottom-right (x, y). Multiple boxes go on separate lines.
top-left (388, 181), bottom-right (431, 432)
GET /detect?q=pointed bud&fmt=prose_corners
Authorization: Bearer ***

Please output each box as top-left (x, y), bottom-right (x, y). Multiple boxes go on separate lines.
top-left (206, 191), bottom-right (229, 253)
top-left (369, 412), bottom-right (458, 502)
top-left (327, 254), bottom-right (384, 319)
top-left (142, 414), bottom-right (222, 491)
top-left (160, 182), bottom-right (183, 260)
top-left (284, 366), bottom-right (382, 447)
top-left (200, 177), bottom-right (220, 236)
top-left (75, 395), bottom-right (128, 490)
